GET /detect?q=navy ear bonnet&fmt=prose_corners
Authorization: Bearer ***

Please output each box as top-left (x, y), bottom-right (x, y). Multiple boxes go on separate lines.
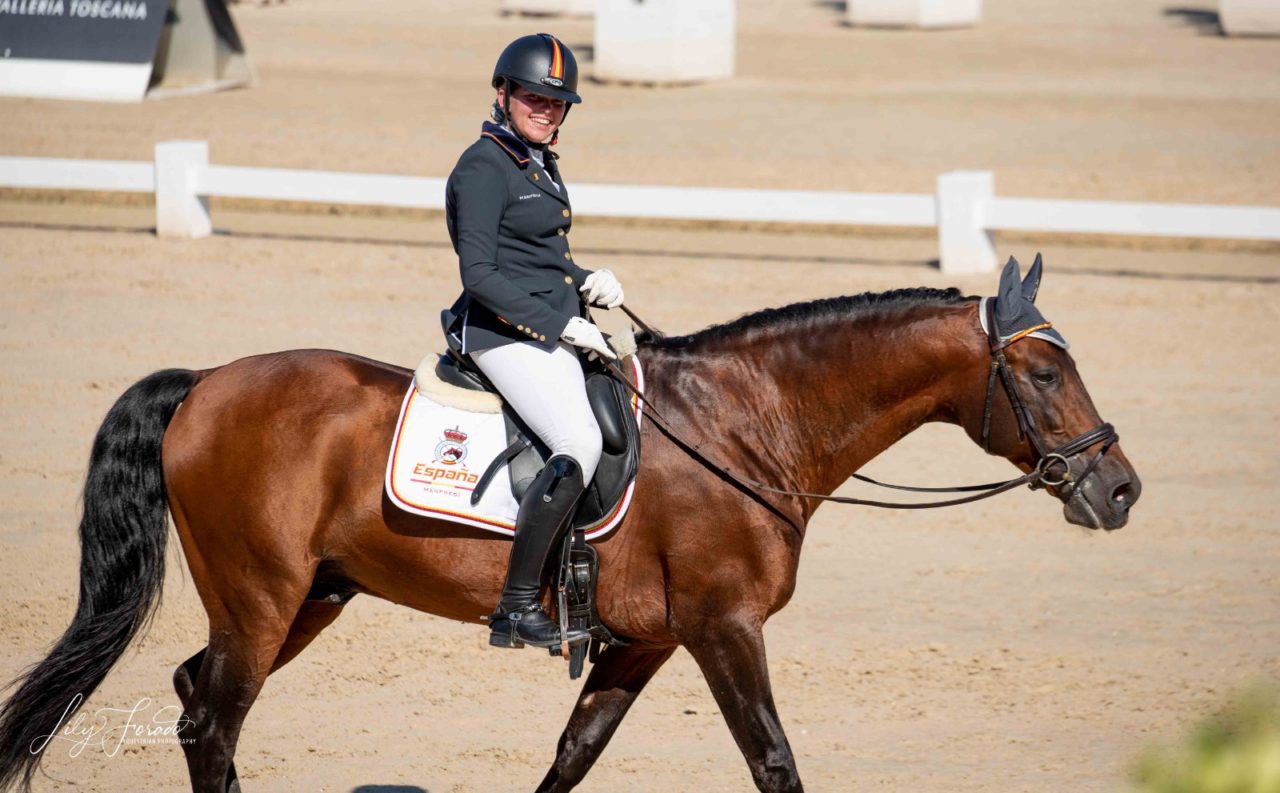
top-left (978, 253), bottom-right (1069, 350)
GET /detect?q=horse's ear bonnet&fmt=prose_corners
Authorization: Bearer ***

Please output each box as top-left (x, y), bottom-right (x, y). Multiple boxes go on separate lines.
top-left (981, 253), bottom-right (1069, 349)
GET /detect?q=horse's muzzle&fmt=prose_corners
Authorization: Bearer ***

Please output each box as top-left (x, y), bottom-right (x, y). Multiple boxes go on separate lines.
top-left (1060, 463), bottom-right (1142, 531)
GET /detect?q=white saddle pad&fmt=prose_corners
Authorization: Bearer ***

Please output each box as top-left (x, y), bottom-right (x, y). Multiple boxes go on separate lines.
top-left (385, 357), bottom-right (644, 540)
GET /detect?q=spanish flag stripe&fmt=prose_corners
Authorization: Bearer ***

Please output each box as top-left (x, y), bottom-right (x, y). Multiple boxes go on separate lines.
top-left (549, 36), bottom-right (564, 80)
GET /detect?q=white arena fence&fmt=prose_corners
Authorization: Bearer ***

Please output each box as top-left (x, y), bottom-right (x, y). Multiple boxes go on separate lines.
top-left (2, 140), bottom-right (1278, 274)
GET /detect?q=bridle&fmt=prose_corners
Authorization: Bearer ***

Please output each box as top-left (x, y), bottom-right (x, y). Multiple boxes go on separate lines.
top-left (976, 297), bottom-right (1118, 498)
top-left (603, 301), bottom-right (1118, 525)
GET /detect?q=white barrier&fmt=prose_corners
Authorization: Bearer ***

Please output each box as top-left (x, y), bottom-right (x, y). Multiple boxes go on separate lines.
top-left (847, 0), bottom-right (983, 29)
top-left (1220, 0), bottom-right (1280, 36)
top-left (2, 142), bottom-right (1278, 274)
top-left (500, 0), bottom-right (595, 16)
top-left (594, 0), bottom-right (735, 83)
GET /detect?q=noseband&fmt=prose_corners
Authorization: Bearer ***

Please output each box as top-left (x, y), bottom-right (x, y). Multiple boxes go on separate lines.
top-left (978, 298), bottom-right (1118, 498)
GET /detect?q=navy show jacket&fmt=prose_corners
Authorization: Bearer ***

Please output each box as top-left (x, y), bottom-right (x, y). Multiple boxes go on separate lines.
top-left (446, 122), bottom-right (593, 353)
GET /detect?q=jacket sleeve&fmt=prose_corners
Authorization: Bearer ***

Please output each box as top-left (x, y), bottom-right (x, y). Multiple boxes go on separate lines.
top-left (452, 153), bottom-right (574, 348)
top-left (567, 261), bottom-right (593, 289)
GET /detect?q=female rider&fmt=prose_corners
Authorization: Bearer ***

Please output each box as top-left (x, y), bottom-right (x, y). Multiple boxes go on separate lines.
top-left (444, 34), bottom-right (625, 650)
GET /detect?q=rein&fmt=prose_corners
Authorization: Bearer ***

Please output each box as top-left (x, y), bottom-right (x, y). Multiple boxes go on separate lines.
top-left (599, 302), bottom-right (1118, 515)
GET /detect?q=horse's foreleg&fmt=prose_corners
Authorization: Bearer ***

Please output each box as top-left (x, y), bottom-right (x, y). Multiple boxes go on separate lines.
top-left (535, 645), bottom-right (676, 793)
top-left (685, 619), bottom-right (802, 793)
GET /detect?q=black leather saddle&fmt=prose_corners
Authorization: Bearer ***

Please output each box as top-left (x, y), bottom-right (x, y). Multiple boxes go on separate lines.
top-left (437, 309), bottom-right (641, 531)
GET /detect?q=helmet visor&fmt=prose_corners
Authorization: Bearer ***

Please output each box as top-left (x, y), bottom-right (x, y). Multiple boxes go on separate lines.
top-left (504, 75), bottom-right (581, 105)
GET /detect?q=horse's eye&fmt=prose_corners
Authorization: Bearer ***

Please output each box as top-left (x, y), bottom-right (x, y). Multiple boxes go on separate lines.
top-left (1032, 369), bottom-right (1058, 387)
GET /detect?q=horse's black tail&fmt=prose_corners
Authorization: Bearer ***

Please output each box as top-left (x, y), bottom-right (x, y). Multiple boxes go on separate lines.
top-left (0, 368), bottom-right (199, 792)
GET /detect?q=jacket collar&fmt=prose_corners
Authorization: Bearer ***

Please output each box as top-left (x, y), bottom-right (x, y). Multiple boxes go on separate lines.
top-left (480, 121), bottom-right (558, 169)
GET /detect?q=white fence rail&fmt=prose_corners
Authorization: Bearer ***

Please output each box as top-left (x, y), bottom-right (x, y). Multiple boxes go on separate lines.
top-left (2, 140), bottom-right (1278, 274)
top-left (0, 156), bottom-right (154, 192)
top-left (989, 197), bottom-right (1280, 241)
top-left (203, 166), bottom-right (447, 209)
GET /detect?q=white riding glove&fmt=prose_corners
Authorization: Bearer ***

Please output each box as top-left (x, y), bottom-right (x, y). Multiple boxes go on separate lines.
top-left (560, 316), bottom-right (617, 360)
top-left (579, 269), bottom-right (625, 309)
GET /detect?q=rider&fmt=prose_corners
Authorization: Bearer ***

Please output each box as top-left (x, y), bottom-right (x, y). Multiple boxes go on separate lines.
top-left (444, 33), bottom-right (625, 650)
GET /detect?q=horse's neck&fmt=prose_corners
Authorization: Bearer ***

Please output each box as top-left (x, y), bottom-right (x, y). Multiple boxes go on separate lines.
top-left (662, 302), bottom-right (985, 515)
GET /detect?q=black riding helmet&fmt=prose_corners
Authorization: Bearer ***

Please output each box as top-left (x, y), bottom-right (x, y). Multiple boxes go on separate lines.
top-left (491, 34), bottom-right (580, 143)
top-left (492, 33), bottom-right (581, 104)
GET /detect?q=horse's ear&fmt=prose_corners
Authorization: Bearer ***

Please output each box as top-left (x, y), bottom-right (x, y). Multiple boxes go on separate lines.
top-left (997, 256), bottom-right (1022, 324)
top-left (1021, 253), bottom-right (1043, 303)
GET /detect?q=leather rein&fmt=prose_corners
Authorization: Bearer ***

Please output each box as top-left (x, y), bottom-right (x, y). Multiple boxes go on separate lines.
top-left (603, 301), bottom-right (1118, 515)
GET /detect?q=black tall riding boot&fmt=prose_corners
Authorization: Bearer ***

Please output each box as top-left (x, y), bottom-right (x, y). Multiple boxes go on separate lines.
top-left (489, 455), bottom-right (590, 649)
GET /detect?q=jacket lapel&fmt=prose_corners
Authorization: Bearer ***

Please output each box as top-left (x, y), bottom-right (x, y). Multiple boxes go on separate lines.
top-left (523, 164), bottom-right (568, 206)
top-left (543, 154), bottom-right (569, 206)
top-left (479, 122), bottom-right (570, 206)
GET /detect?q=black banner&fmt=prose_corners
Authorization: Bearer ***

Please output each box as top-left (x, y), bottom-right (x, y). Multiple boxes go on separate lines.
top-left (0, 0), bottom-right (168, 64)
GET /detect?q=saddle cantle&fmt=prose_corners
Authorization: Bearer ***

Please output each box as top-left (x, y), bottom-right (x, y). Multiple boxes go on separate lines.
top-left (436, 309), bottom-right (642, 532)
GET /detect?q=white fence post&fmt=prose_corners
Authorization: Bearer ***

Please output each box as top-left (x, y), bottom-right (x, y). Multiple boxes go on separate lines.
top-left (155, 140), bottom-right (211, 239)
top-left (936, 170), bottom-right (996, 274)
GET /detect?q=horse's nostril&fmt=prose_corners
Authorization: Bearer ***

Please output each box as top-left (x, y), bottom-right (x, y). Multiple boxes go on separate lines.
top-left (1111, 480), bottom-right (1136, 510)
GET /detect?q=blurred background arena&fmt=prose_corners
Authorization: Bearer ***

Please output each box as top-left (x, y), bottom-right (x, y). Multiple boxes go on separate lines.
top-left (1, 0), bottom-right (1278, 790)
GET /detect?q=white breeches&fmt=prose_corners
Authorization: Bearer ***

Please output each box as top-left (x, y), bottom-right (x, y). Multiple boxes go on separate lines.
top-left (470, 340), bottom-right (602, 483)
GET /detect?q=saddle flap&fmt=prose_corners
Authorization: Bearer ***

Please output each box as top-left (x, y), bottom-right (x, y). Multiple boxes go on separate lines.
top-left (588, 372), bottom-right (628, 454)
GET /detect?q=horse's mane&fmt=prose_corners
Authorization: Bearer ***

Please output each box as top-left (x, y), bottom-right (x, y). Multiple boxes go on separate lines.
top-left (636, 287), bottom-right (978, 350)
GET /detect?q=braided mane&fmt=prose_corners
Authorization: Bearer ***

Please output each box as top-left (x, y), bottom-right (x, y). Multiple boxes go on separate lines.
top-left (637, 287), bottom-right (977, 350)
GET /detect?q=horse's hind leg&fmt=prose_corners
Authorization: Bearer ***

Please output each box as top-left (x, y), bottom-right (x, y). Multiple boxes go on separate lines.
top-left (173, 602), bottom-right (343, 792)
top-left (536, 645), bottom-right (676, 793)
top-left (269, 600), bottom-right (345, 673)
top-left (173, 649), bottom-right (242, 792)
top-left (177, 587), bottom-right (309, 793)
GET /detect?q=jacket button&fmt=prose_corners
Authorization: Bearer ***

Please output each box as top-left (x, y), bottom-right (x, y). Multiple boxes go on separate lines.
top-left (563, 252), bottom-right (572, 261)
top-left (539, 335), bottom-right (546, 341)
top-left (562, 209), bottom-right (570, 217)
top-left (563, 275), bottom-right (573, 284)
top-left (517, 325), bottom-right (525, 332)
top-left (557, 228), bottom-right (565, 236)
top-left (533, 172), bottom-right (540, 181)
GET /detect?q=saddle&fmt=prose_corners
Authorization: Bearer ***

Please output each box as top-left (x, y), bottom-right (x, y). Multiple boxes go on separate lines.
top-left (439, 309), bottom-right (639, 677)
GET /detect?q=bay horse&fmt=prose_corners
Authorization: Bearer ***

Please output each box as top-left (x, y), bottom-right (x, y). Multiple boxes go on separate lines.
top-left (0, 257), bottom-right (1140, 792)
